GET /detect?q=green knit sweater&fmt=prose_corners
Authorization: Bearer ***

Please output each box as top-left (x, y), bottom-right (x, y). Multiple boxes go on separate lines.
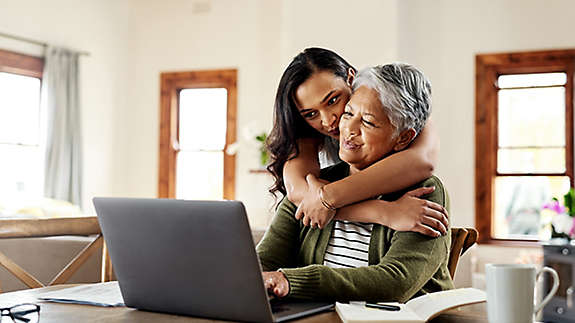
top-left (256, 162), bottom-right (454, 303)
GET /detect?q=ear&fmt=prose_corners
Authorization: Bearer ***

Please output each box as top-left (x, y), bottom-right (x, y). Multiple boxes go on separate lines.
top-left (346, 68), bottom-right (356, 86)
top-left (393, 128), bottom-right (417, 151)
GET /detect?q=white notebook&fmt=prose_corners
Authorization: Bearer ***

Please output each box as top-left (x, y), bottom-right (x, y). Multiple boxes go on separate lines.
top-left (336, 288), bottom-right (486, 323)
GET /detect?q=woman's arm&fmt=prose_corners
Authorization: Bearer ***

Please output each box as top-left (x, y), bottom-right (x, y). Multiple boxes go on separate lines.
top-left (294, 175), bottom-right (448, 236)
top-left (276, 229), bottom-right (450, 302)
top-left (333, 186), bottom-right (448, 237)
top-left (283, 138), bottom-right (321, 205)
top-left (326, 118), bottom-right (439, 207)
top-left (297, 119), bottom-right (439, 227)
top-left (256, 197), bottom-right (303, 271)
top-left (268, 177), bottom-right (453, 302)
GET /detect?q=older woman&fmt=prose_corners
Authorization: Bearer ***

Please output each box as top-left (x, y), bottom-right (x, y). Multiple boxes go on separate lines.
top-left (256, 63), bottom-right (454, 302)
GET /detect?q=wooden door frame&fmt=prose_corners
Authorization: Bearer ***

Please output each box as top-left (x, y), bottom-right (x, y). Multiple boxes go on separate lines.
top-left (158, 69), bottom-right (237, 199)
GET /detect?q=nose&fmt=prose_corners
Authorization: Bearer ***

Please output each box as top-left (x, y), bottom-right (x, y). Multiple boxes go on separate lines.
top-left (320, 111), bottom-right (338, 129)
top-left (342, 116), bottom-right (360, 137)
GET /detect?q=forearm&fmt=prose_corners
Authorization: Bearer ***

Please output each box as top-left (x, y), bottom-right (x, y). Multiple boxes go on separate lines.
top-left (334, 200), bottom-right (390, 225)
top-left (283, 139), bottom-right (321, 205)
top-left (323, 119), bottom-right (439, 208)
top-left (280, 231), bottom-right (449, 303)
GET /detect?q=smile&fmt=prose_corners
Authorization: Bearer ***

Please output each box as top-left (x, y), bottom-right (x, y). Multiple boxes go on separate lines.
top-left (342, 139), bottom-right (361, 150)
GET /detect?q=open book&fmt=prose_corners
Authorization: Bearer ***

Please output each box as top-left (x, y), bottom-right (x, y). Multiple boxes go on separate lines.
top-left (336, 288), bottom-right (486, 323)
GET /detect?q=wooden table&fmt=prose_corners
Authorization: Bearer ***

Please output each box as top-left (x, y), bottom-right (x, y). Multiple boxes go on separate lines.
top-left (0, 285), bottom-right (488, 322)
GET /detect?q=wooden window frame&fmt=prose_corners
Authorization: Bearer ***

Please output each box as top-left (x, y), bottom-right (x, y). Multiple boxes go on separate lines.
top-left (475, 49), bottom-right (575, 245)
top-left (0, 48), bottom-right (43, 78)
top-left (158, 69), bottom-right (237, 199)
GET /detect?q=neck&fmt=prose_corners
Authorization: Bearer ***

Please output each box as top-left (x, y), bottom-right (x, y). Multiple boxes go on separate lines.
top-left (348, 165), bottom-right (361, 175)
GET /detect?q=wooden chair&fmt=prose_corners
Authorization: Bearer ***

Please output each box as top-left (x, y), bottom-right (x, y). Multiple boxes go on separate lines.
top-left (448, 227), bottom-right (478, 279)
top-left (0, 217), bottom-right (113, 292)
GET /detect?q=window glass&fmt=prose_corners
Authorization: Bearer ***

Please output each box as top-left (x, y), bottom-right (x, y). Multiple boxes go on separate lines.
top-left (493, 176), bottom-right (570, 240)
top-left (0, 72), bottom-right (41, 145)
top-left (493, 72), bottom-right (569, 240)
top-left (498, 72), bottom-right (567, 88)
top-left (0, 144), bottom-right (44, 198)
top-left (0, 71), bottom-right (43, 200)
top-left (497, 148), bottom-right (565, 174)
top-left (498, 87), bottom-right (565, 148)
top-left (176, 151), bottom-right (223, 200)
top-left (179, 88), bottom-right (227, 151)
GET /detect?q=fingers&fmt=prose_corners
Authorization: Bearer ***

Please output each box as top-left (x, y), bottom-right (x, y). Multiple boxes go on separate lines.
top-left (263, 273), bottom-right (275, 291)
top-left (420, 214), bottom-right (448, 236)
top-left (262, 272), bottom-right (289, 298)
top-left (302, 213), bottom-right (311, 227)
top-left (423, 202), bottom-right (449, 232)
top-left (295, 205), bottom-right (304, 221)
top-left (414, 224), bottom-right (442, 238)
top-left (406, 186), bottom-right (435, 197)
top-left (274, 282), bottom-right (289, 298)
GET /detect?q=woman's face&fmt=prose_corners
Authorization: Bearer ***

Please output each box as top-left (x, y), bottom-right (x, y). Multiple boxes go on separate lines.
top-left (338, 85), bottom-right (398, 172)
top-left (293, 71), bottom-right (352, 138)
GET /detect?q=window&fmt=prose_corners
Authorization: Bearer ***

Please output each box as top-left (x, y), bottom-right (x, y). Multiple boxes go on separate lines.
top-left (0, 49), bottom-right (44, 199)
top-left (475, 49), bottom-right (575, 244)
top-left (158, 69), bottom-right (237, 200)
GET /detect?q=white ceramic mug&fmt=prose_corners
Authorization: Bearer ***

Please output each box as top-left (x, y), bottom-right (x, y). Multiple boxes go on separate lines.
top-left (485, 264), bottom-right (559, 323)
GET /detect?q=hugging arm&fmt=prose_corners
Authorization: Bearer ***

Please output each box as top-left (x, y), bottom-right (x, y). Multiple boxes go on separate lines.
top-left (280, 177), bottom-right (451, 302)
top-left (285, 120), bottom-right (438, 206)
top-left (283, 121), bottom-right (445, 235)
top-left (325, 118), bottom-right (438, 207)
top-left (283, 137), bottom-right (321, 206)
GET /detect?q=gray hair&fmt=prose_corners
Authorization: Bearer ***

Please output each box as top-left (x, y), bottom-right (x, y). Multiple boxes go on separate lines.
top-left (352, 63), bottom-right (431, 137)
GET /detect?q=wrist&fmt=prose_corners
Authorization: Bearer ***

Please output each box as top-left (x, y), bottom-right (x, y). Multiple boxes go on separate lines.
top-left (374, 200), bottom-right (393, 226)
top-left (319, 186), bottom-right (337, 212)
top-left (321, 183), bottom-right (341, 209)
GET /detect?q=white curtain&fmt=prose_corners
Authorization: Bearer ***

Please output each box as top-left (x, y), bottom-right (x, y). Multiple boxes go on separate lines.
top-left (42, 46), bottom-right (83, 206)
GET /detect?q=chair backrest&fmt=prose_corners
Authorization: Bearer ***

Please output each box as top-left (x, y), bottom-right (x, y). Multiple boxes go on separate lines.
top-left (448, 227), bottom-right (478, 279)
top-left (0, 217), bottom-right (113, 292)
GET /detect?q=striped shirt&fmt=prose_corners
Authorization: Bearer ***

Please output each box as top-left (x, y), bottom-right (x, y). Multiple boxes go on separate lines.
top-left (323, 220), bottom-right (373, 268)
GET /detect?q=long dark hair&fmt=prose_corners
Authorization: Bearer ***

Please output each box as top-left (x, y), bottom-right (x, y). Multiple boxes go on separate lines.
top-left (266, 47), bottom-right (356, 199)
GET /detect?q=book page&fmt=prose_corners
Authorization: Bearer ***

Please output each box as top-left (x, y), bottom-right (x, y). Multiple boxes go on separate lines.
top-left (336, 303), bottom-right (423, 323)
top-left (405, 288), bottom-right (486, 321)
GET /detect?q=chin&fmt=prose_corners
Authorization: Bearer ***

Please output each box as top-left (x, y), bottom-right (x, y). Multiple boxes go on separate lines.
top-left (340, 154), bottom-right (361, 167)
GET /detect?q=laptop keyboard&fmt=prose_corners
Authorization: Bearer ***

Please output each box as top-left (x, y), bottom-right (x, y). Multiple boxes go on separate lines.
top-left (269, 297), bottom-right (290, 314)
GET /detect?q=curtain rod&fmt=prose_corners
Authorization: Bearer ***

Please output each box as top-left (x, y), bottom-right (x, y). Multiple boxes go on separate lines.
top-left (0, 31), bottom-right (91, 56)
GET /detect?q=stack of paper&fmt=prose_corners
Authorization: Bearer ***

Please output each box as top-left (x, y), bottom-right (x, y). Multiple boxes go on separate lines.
top-left (38, 281), bottom-right (125, 307)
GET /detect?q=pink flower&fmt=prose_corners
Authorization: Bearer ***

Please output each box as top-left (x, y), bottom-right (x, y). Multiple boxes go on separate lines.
top-left (570, 217), bottom-right (575, 238)
top-left (543, 200), bottom-right (567, 215)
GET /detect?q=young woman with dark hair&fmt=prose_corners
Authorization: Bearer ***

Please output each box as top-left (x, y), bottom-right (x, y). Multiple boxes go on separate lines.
top-left (266, 48), bottom-right (447, 236)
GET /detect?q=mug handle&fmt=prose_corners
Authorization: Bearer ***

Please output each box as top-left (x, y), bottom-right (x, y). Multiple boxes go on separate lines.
top-left (534, 266), bottom-right (560, 315)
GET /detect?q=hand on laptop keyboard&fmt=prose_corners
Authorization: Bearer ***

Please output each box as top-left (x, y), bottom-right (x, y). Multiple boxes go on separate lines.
top-left (262, 271), bottom-right (290, 298)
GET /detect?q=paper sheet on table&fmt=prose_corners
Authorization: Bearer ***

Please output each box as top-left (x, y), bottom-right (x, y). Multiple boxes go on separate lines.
top-left (38, 281), bottom-right (125, 307)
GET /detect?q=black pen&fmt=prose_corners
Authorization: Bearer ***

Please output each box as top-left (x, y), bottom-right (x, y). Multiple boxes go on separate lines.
top-left (365, 302), bottom-right (401, 311)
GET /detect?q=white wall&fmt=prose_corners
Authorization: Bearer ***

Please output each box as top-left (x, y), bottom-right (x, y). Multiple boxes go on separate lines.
top-left (2, 0), bottom-right (575, 287)
top-left (117, 0), bottom-right (401, 228)
top-left (0, 0), bottom-right (133, 210)
top-left (397, 0), bottom-right (575, 286)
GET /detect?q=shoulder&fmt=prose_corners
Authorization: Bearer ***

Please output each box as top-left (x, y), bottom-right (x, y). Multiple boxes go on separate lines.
top-left (417, 175), bottom-right (448, 209)
top-left (319, 162), bottom-right (349, 182)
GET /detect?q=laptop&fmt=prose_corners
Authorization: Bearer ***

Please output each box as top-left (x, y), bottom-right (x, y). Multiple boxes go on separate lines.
top-left (93, 198), bottom-right (333, 322)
